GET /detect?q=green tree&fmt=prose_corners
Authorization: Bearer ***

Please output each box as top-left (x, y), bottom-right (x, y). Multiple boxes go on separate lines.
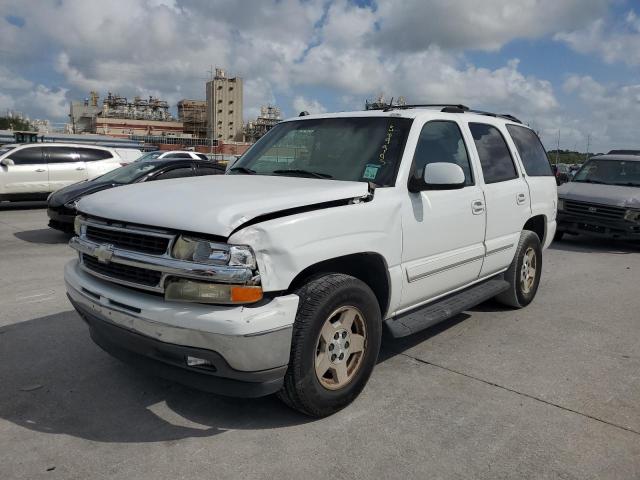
top-left (0, 117), bottom-right (34, 131)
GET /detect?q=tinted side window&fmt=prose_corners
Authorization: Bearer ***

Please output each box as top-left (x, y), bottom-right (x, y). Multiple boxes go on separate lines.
top-left (506, 125), bottom-right (553, 177)
top-left (197, 164), bottom-right (225, 176)
top-left (152, 166), bottom-right (194, 181)
top-left (78, 148), bottom-right (113, 161)
top-left (7, 147), bottom-right (45, 165)
top-left (196, 153), bottom-right (208, 160)
top-left (469, 123), bottom-right (518, 184)
top-left (164, 153), bottom-right (191, 159)
top-left (411, 121), bottom-right (473, 186)
top-left (45, 147), bottom-right (79, 164)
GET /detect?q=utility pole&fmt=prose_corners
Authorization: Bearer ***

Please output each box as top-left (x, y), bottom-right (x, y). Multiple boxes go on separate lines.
top-left (585, 134), bottom-right (591, 163)
top-left (555, 129), bottom-right (561, 165)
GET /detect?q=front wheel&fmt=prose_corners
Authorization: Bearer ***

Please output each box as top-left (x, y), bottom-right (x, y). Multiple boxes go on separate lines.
top-left (278, 274), bottom-right (382, 417)
top-left (495, 230), bottom-right (542, 308)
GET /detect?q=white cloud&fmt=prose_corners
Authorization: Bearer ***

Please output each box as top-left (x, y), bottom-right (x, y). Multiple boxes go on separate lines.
top-left (561, 75), bottom-right (640, 152)
top-left (374, 0), bottom-right (609, 52)
top-left (292, 96), bottom-right (327, 115)
top-left (555, 10), bottom-right (640, 66)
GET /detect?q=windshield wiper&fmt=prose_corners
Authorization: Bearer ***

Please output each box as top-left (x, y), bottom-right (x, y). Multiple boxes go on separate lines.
top-left (272, 169), bottom-right (333, 179)
top-left (229, 166), bottom-right (256, 175)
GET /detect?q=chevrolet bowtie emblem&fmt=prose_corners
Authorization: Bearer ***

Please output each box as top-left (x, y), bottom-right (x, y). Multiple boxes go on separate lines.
top-left (588, 207), bottom-right (597, 213)
top-left (95, 244), bottom-right (114, 264)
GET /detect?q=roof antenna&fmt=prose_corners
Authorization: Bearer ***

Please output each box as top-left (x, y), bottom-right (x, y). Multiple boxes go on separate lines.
top-left (299, 111), bottom-right (309, 117)
top-left (383, 97), bottom-right (395, 112)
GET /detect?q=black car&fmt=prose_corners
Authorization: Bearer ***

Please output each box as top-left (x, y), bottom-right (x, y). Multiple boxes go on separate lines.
top-left (47, 159), bottom-right (225, 232)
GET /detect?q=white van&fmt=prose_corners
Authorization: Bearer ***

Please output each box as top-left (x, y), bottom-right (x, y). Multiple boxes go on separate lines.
top-left (0, 143), bottom-right (124, 202)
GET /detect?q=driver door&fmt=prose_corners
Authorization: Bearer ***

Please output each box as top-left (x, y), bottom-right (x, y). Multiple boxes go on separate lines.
top-left (399, 120), bottom-right (486, 311)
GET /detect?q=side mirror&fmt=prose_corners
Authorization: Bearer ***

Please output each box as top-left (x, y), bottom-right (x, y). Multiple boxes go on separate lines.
top-left (422, 162), bottom-right (465, 190)
top-left (1, 158), bottom-right (15, 167)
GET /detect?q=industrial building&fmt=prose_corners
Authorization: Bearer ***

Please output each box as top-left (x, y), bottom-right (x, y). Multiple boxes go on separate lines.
top-left (206, 69), bottom-right (243, 141)
top-left (69, 91), bottom-right (184, 138)
top-left (243, 104), bottom-right (282, 142)
top-left (177, 99), bottom-right (207, 138)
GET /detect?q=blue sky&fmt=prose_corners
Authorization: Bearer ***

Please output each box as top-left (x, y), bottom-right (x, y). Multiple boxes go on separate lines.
top-left (1, 0), bottom-right (639, 152)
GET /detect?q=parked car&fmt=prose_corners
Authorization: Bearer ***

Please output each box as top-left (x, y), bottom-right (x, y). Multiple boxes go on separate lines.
top-left (113, 148), bottom-right (143, 164)
top-left (135, 150), bottom-right (210, 162)
top-left (48, 158), bottom-right (224, 232)
top-left (0, 143), bottom-right (125, 202)
top-left (64, 105), bottom-right (557, 417)
top-left (556, 154), bottom-right (640, 241)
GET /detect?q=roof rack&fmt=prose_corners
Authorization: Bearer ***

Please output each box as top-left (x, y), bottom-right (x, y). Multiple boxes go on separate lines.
top-left (365, 102), bottom-right (523, 124)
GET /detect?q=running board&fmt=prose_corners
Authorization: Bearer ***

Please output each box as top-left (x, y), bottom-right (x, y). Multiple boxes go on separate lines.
top-left (384, 278), bottom-right (510, 338)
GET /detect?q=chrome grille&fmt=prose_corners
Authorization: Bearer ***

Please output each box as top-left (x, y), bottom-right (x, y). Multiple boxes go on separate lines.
top-left (82, 254), bottom-right (162, 287)
top-left (86, 225), bottom-right (170, 255)
top-left (563, 200), bottom-right (626, 220)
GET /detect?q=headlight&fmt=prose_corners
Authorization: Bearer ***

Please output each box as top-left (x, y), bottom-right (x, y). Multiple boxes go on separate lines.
top-left (74, 215), bottom-right (83, 236)
top-left (557, 199), bottom-right (565, 211)
top-left (172, 235), bottom-right (256, 269)
top-left (624, 209), bottom-right (640, 222)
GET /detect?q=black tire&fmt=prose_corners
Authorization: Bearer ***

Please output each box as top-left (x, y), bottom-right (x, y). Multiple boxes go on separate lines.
top-left (278, 273), bottom-right (382, 417)
top-left (554, 230), bottom-right (564, 242)
top-left (495, 230), bottom-right (542, 308)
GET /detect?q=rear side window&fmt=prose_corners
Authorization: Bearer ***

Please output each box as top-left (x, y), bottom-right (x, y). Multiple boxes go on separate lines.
top-left (469, 123), bottom-right (518, 184)
top-left (411, 121), bottom-right (474, 186)
top-left (78, 148), bottom-right (113, 161)
top-left (6, 147), bottom-right (45, 165)
top-left (197, 164), bottom-right (225, 176)
top-left (152, 166), bottom-right (194, 180)
top-left (44, 147), bottom-right (79, 164)
top-left (506, 125), bottom-right (553, 177)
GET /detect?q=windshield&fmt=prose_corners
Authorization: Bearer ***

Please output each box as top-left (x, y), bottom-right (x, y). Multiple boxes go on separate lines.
top-left (0, 145), bottom-right (17, 157)
top-left (573, 159), bottom-right (640, 186)
top-left (135, 151), bottom-right (163, 162)
top-left (95, 161), bottom-right (159, 184)
top-left (230, 117), bottom-right (413, 186)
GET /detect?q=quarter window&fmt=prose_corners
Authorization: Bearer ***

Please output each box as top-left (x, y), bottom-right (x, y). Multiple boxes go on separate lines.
top-left (152, 166), bottom-right (194, 180)
top-left (469, 123), bottom-right (518, 184)
top-left (6, 147), bottom-right (45, 165)
top-left (411, 121), bottom-right (473, 186)
top-left (506, 125), bottom-right (553, 177)
top-left (77, 148), bottom-right (113, 161)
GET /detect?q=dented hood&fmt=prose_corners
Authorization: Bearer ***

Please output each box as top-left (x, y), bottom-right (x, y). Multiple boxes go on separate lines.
top-left (77, 175), bottom-right (369, 237)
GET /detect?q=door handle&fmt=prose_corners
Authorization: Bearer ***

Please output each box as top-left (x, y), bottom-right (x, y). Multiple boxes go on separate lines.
top-left (471, 199), bottom-right (485, 215)
top-left (517, 193), bottom-right (527, 205)
top-left (35, 168), bottom-right (46, 172)
top-left (76, 167), bottom-right (85, 171)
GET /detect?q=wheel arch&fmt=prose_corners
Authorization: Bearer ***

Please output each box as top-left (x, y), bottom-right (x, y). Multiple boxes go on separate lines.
top-left (523, 214), bottom-right (546, 244)
top-left (288, 252), bottom-right (392, 319)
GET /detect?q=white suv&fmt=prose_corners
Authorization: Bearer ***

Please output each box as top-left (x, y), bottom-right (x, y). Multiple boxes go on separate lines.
top-left (64, 105), bottom-right (557, 417)
top-left (0, 143), bottom-right (124, 202)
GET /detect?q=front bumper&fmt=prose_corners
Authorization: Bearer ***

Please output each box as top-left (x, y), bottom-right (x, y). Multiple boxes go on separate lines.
top-left (65, 259), bottom-right (299, 397)
top-left (47, 207), bottom-right (75, 231)
top-left (557, 211), bottom-right (640, 240)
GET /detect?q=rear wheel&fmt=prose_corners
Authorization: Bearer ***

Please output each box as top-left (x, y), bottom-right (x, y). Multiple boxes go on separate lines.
top-left (278, 274), bottom-right (382, 417)
top-left (495, 230), bottom-right (542, 308)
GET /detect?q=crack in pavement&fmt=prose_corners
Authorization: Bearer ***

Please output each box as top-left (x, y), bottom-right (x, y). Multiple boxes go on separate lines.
top-left (397, 351), bottom-right (640, 437)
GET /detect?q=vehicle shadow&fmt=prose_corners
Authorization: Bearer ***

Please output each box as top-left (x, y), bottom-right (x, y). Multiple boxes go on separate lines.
top-left (0, 311), bottom-right (311, 444)
top-left (550, 235), bottom-right (640, 254)
top-left (379, 313), bottom-right (471, 363)
top-left (13, 228), bottom-right (71, 245)
top-left (0, 201), bottom-right (47, 211)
